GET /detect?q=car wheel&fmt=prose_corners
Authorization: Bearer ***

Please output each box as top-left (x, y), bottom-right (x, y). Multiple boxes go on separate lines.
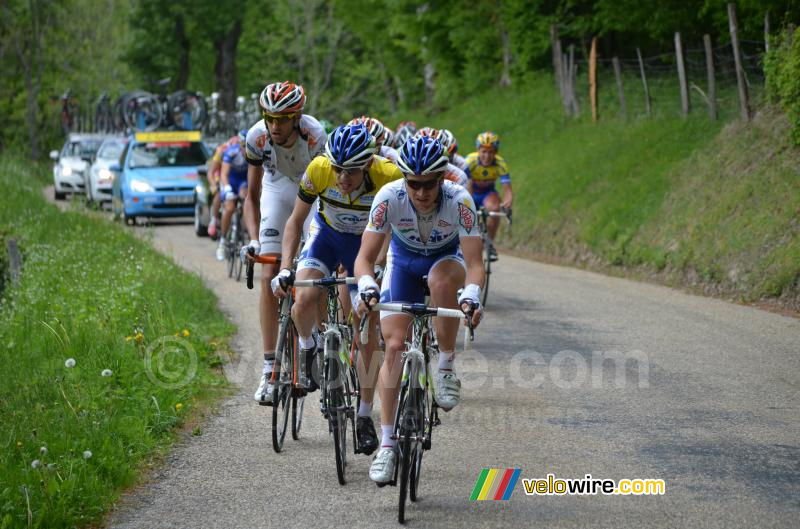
top-left (194, 199), bottom-right (208, 237)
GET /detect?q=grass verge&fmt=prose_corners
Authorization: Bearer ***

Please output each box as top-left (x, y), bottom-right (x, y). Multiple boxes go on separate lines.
top-left (0, 156), bottom-right (234, 528)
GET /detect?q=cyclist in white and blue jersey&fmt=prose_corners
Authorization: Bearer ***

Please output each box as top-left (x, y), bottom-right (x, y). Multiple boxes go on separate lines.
top-left (355, 135), bottom-right (485, 485)
top-left (216, 130), bottom-right (250, 261)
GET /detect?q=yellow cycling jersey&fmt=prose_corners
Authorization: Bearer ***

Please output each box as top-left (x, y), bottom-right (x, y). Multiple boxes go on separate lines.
top-left (298, 155), bottom-right (402, 234)
top-left (464, 152), bottom-right (510, 192)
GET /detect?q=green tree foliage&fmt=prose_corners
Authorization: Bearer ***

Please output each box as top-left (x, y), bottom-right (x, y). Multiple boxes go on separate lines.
top-left (765, 26), bottom-right (800, 144)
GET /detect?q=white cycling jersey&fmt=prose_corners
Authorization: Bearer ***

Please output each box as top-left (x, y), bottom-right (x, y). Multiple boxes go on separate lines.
top-left (452, 153), bottom-right (468, 172)
top-left (444, 162), bottom-right (469, 188)
top-left (244, 114), bottom-right (325, 254)
top-left (380, 144), bottom-right (400, 165)
top-left (244, 114), bottom-right (326, 184)
top-left (365, 179), bottom-right (480, 256)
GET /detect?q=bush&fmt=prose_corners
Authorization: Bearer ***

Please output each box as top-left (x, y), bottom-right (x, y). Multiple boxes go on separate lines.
top-left (765, 27), bottom-right (800, 144)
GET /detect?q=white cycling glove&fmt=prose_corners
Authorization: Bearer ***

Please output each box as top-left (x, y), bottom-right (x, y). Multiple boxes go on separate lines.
top-left (271, 268), bottom-right (295, 295)
top-left (458, 283), bottom-right (482, 312)
top-left (358, 275), bottom-right (380, 310)
top-left (240, 239), bottom-right (260, 261)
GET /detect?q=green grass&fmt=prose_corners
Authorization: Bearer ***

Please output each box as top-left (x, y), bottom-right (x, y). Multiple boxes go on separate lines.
top-left (393, 73), bottom-right (799, 307)
top-left (0, 157), bottom-right (234, 528)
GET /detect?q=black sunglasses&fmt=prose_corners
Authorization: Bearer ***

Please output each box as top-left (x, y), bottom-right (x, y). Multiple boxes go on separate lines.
top-left (404, 175), bottom-right (442, 190)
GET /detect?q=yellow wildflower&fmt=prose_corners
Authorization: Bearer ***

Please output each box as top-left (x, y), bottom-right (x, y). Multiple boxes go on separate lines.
top-left (182, 329), bottom-right (190, 337)
top-left (125, 336), bottom-right (133, 342)
top-left (134, 332), bottom-right (144, 343)
top-left (175, 403), bottom-right (183, 411)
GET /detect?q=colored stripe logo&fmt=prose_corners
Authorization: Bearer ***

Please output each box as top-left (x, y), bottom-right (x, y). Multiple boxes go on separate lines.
top-left (470, 469), bottom-right (522, 500)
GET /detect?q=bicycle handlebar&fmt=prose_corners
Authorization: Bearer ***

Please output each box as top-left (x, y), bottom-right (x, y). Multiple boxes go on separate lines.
top-left (370, 302), bottom-right (464, 319)
top-left (244, 250), bottom-right (280, 290)
top-left (294, 277), bottom-right (356, 288)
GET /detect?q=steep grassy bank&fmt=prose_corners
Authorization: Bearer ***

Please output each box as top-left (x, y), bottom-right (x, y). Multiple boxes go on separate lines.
top-left (0, 157), bottom-right (234, 528)
top-left (400, 75), bottom-right (799, 309)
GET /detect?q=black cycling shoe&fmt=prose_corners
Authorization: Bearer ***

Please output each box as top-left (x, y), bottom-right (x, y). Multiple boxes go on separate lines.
top-left (298, 347), bottom-right (319, 393)
top-left (488, 244), bottom-right (499, 262)
top-left (356, 416), bottom-right (379, 455)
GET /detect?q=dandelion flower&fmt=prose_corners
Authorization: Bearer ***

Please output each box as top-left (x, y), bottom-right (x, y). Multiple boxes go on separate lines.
top-left (175, 403), bottom-right (183, 411)
top-left (134, 332), bottom-right (144, 343)
top-left (125, 336), bottom-right (133, 342)
top-left (39, 447), bottom-right (47, 456)
top-left (65, 358), bottom-right (76, 368)
top-left (16, 441), bottom-right (22, 447)
top-left (83, 450), bottom-right (92, 459)
top-left (31, 460), bottom-right (41, 469)
top-left (101, 369), bottom-right (113, 377)
top-left (182, 329), bottom-right (190, 337)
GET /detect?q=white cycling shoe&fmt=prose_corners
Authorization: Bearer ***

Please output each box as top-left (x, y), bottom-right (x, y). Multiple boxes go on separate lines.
top-left (369, 447), bottom-right (397, 486)
top-left (215, 244), bottom-right (226, 261)
top-left (434, 371), bottom-right (461, 411)
top-left (254, 373), bottom-right (274, 405)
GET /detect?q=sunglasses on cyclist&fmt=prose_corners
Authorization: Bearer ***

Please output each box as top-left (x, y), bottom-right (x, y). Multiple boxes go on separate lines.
top-left (332, 165), bottom-right (360, 176)
top-left (404, 175), bottom-right (442, 191)
top-left (262, 111), bottom-right (299, 124)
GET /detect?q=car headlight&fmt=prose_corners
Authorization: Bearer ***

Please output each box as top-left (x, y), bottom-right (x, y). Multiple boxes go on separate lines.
top-left (61, 166), bottom-right (73, 177)
top-left (98, 168), bottom-right (114, 182)
top-left (130, 179), bottom-right (154, 193)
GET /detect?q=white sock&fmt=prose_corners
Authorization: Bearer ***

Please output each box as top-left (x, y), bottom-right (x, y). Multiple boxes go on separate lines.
top-left (263, 357), bottom-right (274, 375)
top-left (298, 335), bottom-right (315, 350)
top-left (381, 425), bottom-right (395, 449)
top-left (358, 400), bottom-right (373, 418)
top-left (438, 351), bottom-right (455, 372)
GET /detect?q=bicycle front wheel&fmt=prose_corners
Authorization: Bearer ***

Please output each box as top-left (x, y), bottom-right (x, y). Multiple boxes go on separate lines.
top-left (326, 357), bottom-right (348, 485)
top-left (482, 252), bottom-right (491, 307)
top-left (291, 395), bottom-right (304, 440)
top-left (272, 318), bottom-right (295, 453)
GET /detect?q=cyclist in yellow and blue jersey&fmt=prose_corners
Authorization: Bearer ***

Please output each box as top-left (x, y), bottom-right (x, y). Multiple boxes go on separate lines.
top-left (272, 123), bottom-right (402, 456)
top-left (464, 131), bottom-right (513, 255)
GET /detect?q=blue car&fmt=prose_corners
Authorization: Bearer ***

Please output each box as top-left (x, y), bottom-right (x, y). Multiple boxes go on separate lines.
top-left (111, 131), bottom-right (210, 225)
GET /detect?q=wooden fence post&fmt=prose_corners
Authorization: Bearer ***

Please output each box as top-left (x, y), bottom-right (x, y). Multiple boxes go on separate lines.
top-left (728, 3), bottom-right (750, 120)
top-left (703, 34), bottom-right (717, 120)
top-left (590, 37), bottom-right (598, 122)
top-left (636, 48), bottom-right (651, 116)
top-left (569, 44), bottom-right (580, 116)
top-left (550, 25), bottom-right (562, 92)
top-left (675, 32), bottom-right (690, 116)
top-left (612, 57), bottom-right (627, 118)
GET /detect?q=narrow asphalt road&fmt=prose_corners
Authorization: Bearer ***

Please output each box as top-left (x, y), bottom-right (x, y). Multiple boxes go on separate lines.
top-left (72, 201), bottom-right (800, 528)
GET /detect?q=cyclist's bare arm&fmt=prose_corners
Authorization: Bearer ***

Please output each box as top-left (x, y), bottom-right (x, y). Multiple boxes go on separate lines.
top-left (280, 196), bottom-right (314, 267)
top-left (460, 235), bottom-right (486, 327)
top-left (355, 230), bottom-right (386, 317)
top-left (501, 181), bottom-right (513, 209)
top-left (375, 232), bottom-right (391, 268)
top-left (220, 161), bottom-right (231, 189)
top-left (245, 163), bottom-right (263, 242)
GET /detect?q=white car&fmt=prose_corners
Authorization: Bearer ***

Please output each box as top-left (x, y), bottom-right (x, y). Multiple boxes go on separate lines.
top-left (86, 137), bottom-right (128, 204)
top-left (50, 134), bottom-right (106, 200)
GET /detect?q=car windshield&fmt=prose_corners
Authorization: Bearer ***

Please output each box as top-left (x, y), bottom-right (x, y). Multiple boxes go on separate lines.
top-left (128, 142), bottom-right (207, 169)
top-left (62, 140), bottom-right (103, 158)
top-left (97, 140), bottom-right (126, 160)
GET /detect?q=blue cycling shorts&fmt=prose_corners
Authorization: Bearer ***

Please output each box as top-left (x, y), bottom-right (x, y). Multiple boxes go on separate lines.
top-left (472, 186), bottom-right (498, 208)
top-left (226, 172), bottom-right (248, 199)
top-left (380, 238), bottom-right (465, 320)
top-left (298, 214), bottom-right (361, 297)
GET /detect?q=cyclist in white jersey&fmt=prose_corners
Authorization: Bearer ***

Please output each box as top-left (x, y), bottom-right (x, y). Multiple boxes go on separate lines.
top-left (348, 116), bottom-right (399, 164)
top-left (355, 135), bottom-right (485, 485)
top-left (241, 81), bottom-right (327, 404)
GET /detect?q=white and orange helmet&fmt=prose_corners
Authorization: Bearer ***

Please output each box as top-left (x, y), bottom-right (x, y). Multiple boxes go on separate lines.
top-left (259, 81), bottom-right (305, 115)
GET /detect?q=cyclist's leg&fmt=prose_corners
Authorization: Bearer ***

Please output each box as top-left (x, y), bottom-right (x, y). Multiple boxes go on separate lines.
top-left (428, 249), bottom-right (467, 410)
top-left (220, 192), bottom-right (235, 238)
top-left (237, 179), bottom-right (249, 227)
top-left (257, 177), bottom-right (297, 363)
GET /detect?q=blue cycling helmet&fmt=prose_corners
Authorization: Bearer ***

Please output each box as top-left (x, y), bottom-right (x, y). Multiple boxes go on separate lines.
top-left (325, 124), bottom-right (376, 169)
top-left (397, 136), bottom-right (449, 175)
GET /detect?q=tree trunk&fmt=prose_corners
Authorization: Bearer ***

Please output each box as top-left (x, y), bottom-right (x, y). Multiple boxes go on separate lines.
top-left (215, 18), bottom-right (243, 112)
top-left (175, 14), bottom-right (190, 90)
top-left (15, 0), bottom-right (47, 159)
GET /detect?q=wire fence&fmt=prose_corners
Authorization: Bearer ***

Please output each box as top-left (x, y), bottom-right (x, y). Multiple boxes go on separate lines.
top-left (551, 5), bottom-right (770, 122)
